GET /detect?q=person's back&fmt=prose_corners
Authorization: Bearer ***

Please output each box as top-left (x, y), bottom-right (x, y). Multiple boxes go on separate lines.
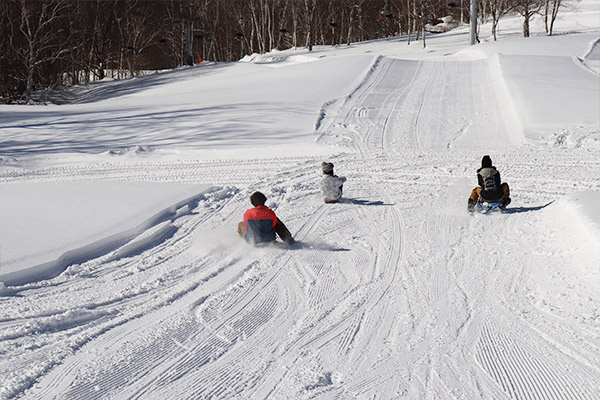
top-left (477, 165), bottom-right (503, 201)
top-left (320, 162), bottom-right (346, 203)
top-left (237, 191), bottom-right (295, 245)
top-left (468, 155), bottom-right (511, 211)
top-left (243, 204), bottom-right (277, 245)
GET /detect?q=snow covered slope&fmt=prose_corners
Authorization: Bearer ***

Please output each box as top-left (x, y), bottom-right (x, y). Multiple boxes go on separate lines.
top-left (0, 1), bottom-right (599, 399)
top-left (0, 181), bottom-right (216, 286)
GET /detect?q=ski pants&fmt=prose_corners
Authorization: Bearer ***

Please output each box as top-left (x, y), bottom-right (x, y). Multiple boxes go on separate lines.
top-left (469, 183), bottom-right (510, 203)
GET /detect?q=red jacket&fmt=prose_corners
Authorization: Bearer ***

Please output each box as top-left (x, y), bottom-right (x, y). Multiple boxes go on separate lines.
top-left (243, 205), bottom-right (278, 244)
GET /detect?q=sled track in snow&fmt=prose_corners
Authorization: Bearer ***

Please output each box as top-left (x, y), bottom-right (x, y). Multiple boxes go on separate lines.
top-left (476, 319), bottom-right (599, 400)
top-left (451, 203), bottom-right (600, 400)
top-left (0, 156), bottom-right (317, 186)
top-left (248, 185), bottom-right (407, 399)
top-left (323, 56), bottom-right (524, 156)
top-left (23, 164), bottom-right (339, 399)
top-left (23, 194), bottom-right (242, 399)
top-left (135, 198), bottom-right (350, 398)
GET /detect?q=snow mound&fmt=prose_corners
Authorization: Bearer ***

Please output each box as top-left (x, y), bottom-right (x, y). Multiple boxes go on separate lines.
top-left (240, 50), bottom-right (319, 67)
top-left (104, 145), bottom-right (154, 156)
top-left (425, 16), bottom-right (458, 33)
top-left (0, 308), bottom-right (111, 340)
top-left (547, 192), bottom-right (600, 242)
top-left (549, 126), bottom-right (600, 149)
top-left (579, 37), bottom-right (600, 76)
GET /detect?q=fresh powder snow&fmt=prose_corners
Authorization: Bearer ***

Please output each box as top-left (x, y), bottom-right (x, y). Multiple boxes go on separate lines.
top-left (0, 1), bottom-right (599, 399)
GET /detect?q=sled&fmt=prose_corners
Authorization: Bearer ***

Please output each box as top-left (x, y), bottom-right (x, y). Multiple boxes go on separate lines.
top-left (478, 201), bottom-right (507, 214)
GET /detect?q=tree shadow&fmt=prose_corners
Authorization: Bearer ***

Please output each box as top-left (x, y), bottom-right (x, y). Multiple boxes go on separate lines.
top-left (504, 201), bottom-right (554, 214)
top-left (49, 63), bottom-right (232, 104)
top-left (0, 102), bottom-right (298, 157)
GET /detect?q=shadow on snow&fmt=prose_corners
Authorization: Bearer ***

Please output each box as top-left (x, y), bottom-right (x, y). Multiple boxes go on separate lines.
top-left (504, 202), bottom-right (554, 214)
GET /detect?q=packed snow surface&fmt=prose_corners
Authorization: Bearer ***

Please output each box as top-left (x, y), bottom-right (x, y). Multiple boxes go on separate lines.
top-left (1, 1), bottom-right (599, 399)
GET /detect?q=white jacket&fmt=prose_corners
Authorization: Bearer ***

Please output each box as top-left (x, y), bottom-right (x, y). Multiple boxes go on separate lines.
top-left (321, 174), bottom-right (346, 202)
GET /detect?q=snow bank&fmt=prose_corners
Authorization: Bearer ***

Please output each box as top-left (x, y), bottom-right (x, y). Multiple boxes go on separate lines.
top-left (240, 50), bottom-right (320, 67)
top-left (425, 16), bottom-right (458, 33)
top-left (0, 181), bottom-right (218, 286)
top-left (552, 192), bottom-right (600, 242)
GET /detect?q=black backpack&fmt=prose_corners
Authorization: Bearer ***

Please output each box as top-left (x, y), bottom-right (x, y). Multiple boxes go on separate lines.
top-left (479, 167), bottom-right (498, 192)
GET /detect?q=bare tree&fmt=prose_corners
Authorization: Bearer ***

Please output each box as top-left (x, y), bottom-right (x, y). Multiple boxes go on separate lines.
top-left (407, 0), bottom-right (427, 48)
top-left (544, 0), bottom-right (563, 35)
top-left (13, 0), bottom-right (70, 102)
top-left (344, 0), bottom-right (359, 45)
top-left (419, 0), bottom-right (426, 48)
top-left (288, 0), bottom-right (299, 49)
top-left (273, 1), bottom-right (288, 49)
top-left (0, 2), bottom-right (16, 100)
top-left (114, 1), bottom-right (161, 78)
top-left (514, 0), bottom-right (544, 37)
top-left (486, 0), bottom-right (516, 40)
top-left (68, 0), bottom-right (118, 84)
top-left (304, 0), bottom-right (317, 50)
top-left (3, 0), bottom-right (488, 102)
top-left (249, 0), bottom-right (264, 53)
top-left (406, 0), bottom-right (413, 44)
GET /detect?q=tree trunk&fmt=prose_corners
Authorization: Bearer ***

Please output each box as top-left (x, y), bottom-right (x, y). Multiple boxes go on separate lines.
top-left (407, 0), bottom-right (411, 45)
top-left (544, 0), bottom-right (550, 34)
top-left (522, 13), bottom-right (530, 37)
top-left (291, 1), bottom-right (298, 49)
top-left (549, 0), bottom-right (562, 36)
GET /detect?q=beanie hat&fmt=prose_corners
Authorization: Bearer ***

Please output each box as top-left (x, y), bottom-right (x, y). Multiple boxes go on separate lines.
top-left (481, 155), bottom-right (492, 168)
top-left (250, 191), bottom-right (267, 207)
top-left (321, 162), bottom-right (334, 174)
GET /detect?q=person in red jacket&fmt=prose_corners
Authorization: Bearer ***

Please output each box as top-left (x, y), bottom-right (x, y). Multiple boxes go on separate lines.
top-left (237, 191), bottom-right (295, 245)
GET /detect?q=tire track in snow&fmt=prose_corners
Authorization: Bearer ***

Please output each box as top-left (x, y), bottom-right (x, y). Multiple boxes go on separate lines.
top-left (0, 156), bottom-right (313, 186)
top-left (129, 169), bottom-right (337, 397)
top-left (113, 197), bottom-right (325, 398)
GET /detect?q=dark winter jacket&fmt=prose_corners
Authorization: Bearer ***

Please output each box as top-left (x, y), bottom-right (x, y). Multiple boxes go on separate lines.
top-left (477, 166), bottom-right (503, 201)
top-left (243, 205), bottom-right (278, 245)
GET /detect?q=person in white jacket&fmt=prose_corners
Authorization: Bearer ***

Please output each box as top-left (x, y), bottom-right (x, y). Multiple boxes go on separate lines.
top-left (320, 162), bottom-right (346, 203)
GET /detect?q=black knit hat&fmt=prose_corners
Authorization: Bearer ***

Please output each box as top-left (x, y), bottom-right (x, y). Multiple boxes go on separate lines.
top-left (481, 155), bottom-right (492, 168)
top-left (250, 191), bottom-right (267, 207)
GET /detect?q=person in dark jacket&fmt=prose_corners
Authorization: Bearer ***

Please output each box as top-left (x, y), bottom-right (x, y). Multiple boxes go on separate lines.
top-left (237, 191), bottom-right (295, 245)
top-left (468, 155), bottom-right (511, 212)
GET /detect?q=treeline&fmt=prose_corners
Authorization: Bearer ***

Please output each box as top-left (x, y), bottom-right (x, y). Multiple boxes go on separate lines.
top-left (0, 0), bottom-right (566, 103)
